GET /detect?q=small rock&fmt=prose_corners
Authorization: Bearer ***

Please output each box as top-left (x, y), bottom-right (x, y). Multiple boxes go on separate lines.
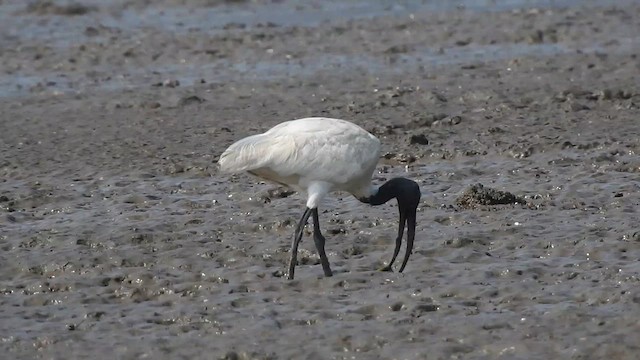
top-left (26, 2), bottom-right (95, 16)
top-left (413, 303), bottom-right (439, 313)
top-left (423, 91), bottom-right (447, 103)
top-left (228, 285), bottom-right (249, 294)
top-left (413, 113), bottom-right (447, 127)
top-left (266, 188), bottom-right (295, 199)
top-left (84, 26), bottom-right (99, 36)
top-left (222, 351), bottom-right (240, 360)
top-left (566, 102), bottom-right (590, 112)
top-left (409, 134), bottom-right (429, 145)
top-left (122, 48), bottom-right (135, 57)
top-left (179, 95), bottom-right (205, 106)
top-left (528, 29), bottom-right (544, 44)
top-left (223, 23), bottom-right (247, 30)
top-left (588, 89), bottom-right (611, 101)
top-left (460, 300), bottom-right (479, 307)
top-left (342, 245), bottom-right (362, 256)
top-left (432, 115), bottom-right (462, 127)
top-left (614, 89), bottom-right (633, 99)
top-left (141, 101), bottom-right (161, 109)
top-left (444, 237), bottom-right (474, 248)
top-left (163, 79), bottom-right (180, 88)
top-left (384, 44), bottom-right (412, 54)
top-left (260, 188), bottom-right (295, 203)
top-left (376, 86), bottom-right (415, 99)
top-left (166, 163), bottom-right (185, 174)
top-left (507, 144), bottom-right (534, 159)
top-left (130, 233), bottom-right (154, 244)
top-left (383, 152), bottom-right (416, 164)
top-left (588, 89), bottom-right (633, 101)
top-left (123, 195), bottom-right (147, 204)
top-left (566, 272), bottom-right (579, 280)
top-left (368, 125), bottom-right (396, 136)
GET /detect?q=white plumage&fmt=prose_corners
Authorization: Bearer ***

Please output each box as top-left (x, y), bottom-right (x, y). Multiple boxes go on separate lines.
top-left (219, 117), bottom-right (381, 208)
top-left (219, 117), bottom-right (420, 279)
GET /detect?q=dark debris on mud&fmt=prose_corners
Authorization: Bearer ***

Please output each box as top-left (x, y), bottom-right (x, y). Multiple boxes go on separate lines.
top-left (456, 183), bottom-right (526, 209)
top-left (24, 1), bottom-right (95, 16)
top-left (260, 187), bottom-right (296, 203)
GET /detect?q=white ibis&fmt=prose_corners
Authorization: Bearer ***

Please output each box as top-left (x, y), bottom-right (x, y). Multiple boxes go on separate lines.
top-left (218, 117), bottom-right (420, 279)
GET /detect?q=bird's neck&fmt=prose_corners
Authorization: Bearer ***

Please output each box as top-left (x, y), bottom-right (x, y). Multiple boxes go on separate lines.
top-left (355, 184), bottom-right (376, 204)
top-left (357, 184), bottom-right (395, 206)
top-left (358, 177), bottom-right (421, 209)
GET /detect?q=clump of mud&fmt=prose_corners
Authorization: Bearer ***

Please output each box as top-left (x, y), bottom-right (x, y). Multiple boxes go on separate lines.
top-left (456, 183), bottom-right (525, 209)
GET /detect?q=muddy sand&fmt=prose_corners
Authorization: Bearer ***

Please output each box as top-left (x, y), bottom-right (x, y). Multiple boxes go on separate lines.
top-left (1, 0), bottom-right (640, 359)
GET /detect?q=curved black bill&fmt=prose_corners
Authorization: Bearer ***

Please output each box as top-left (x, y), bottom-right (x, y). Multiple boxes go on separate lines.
top-left (399, 207), bottom-right (416, 272)
top-left (382, 206), bottom-right (417, 272)
top-left (382, 178), bottom-right (420, 272)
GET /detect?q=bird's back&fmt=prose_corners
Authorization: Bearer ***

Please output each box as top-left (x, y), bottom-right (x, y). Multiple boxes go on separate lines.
top-left (218, 117), bottom-right (381, 194)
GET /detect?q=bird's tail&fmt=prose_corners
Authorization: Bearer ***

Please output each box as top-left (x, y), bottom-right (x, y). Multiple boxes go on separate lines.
top-left (218, 134), bottom-right (292, 174)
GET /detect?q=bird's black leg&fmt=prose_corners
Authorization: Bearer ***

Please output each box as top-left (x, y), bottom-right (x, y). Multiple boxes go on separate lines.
top-left (312, 208), bottom-right (333, 277)
top-left (381, 209), bottom-right (406, 271)
top-left (288, 207), bottom-right (313, 280)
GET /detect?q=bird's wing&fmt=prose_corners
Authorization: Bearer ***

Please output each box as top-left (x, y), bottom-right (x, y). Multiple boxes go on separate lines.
top-left (218, 132), bottom-right (296, 174)
top-left (219, 118), bottom-right (381, 187)
top-left (285, 127), bottom-right (381, 185)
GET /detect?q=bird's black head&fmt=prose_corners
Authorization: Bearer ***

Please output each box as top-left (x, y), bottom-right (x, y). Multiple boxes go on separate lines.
top-left (361, 177), bottom-right (420, 272)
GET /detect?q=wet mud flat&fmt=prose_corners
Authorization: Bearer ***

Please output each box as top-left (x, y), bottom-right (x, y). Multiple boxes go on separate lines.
top-left (1, 0), bottom-right (640, 359)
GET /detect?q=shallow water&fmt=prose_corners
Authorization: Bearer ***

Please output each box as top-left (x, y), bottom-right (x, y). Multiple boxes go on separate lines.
top-left (1, 0), bottom-right (639, 98)
top-left (3, 0), bottom-right (635, 46)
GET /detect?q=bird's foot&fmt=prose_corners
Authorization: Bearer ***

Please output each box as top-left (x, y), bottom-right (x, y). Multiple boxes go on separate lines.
top-left (378, 265), bottom-right (393, 272)
top-left (287, 268), bottom-right (295, 280)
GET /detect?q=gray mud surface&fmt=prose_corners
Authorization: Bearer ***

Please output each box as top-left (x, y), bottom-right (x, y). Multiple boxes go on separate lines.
top-left (1, 0), bottom-right (640, 359)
